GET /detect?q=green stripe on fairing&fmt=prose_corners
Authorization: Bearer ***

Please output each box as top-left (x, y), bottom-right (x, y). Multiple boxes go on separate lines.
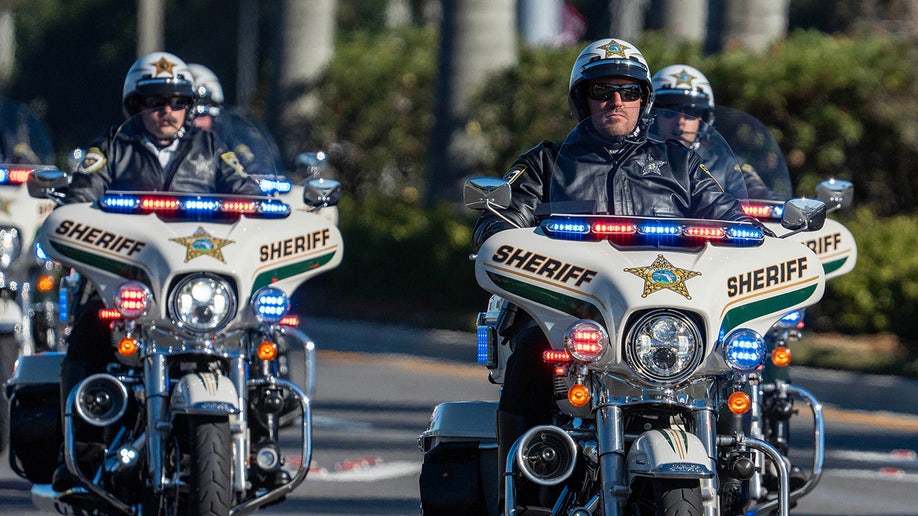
top-left (721, 284), bottom-right (818, 334)
top-left (486, 271), bottom-right (606, 327)
top-left (49, 239), bottom-right (152, 286)
top-left (251, 250), bottom-right (337, 293)
top-left (822, 257), bottom-right (848, 274)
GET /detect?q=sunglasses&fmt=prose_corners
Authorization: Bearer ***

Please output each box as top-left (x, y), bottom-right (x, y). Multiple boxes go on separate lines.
top-left (140, 96), bottom-right (191, 111)
top-left (657, 106), bottom-right (708, 119)
top-left (586, 83), bottom-right (643, 102)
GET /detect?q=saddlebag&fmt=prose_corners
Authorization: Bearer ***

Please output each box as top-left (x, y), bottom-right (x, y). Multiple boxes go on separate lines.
top-left (418, 401), bottom-right (498, 516)
top-left (5, 352), bottom-right (64, 484)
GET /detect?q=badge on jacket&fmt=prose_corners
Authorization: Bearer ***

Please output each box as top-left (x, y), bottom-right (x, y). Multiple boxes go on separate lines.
top-left (79, 147), bottom-right (107, 174)
top-left (221, 151), bottom-right (248, 178)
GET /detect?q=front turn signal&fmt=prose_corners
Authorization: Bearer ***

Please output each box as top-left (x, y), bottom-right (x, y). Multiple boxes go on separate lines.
top-left (258, 341), bottom-right (278, 361)
top-left (567, 384), bottom-right (591, 407)
top-left (772, 346), bottom-right (792, 367)
top-left (117, 337), bottom-right (139, 357)
top-left (728, 391), bottom-right (751, 414)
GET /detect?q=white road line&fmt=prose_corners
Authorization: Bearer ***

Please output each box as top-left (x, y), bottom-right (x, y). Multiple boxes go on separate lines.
top-left (308, 461), bottom-right (421, 482)
top-left (827, 468), bottom-right (918, 483)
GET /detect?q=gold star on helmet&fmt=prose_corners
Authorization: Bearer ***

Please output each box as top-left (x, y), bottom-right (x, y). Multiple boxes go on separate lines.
top-left (0, 196), bottom-right (13, 215)
top-left (624, 254), bottom-right (701, 300)
top-left (671, 68), bottom-right (697, 87)
top-left (597, 41), bottom-right (629, 58)
top-left (153, 57), bottom-right (176, 76)
top-left (170, 227), bottom-right (234, 263)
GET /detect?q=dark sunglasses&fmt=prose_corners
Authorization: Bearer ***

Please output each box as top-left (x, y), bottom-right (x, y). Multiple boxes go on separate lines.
top-left (140, 96), bottom-right (191, 111)
top-left (657, 106), bottom-right (708, 119)
top-left (586, 83), bottom-right (643, 102)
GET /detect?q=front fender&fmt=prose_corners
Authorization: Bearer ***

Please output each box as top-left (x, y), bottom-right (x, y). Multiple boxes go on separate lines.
top-left (170, 372), bottom-right (240, 415)
top-left (627, 429), bottom-right (715, 481)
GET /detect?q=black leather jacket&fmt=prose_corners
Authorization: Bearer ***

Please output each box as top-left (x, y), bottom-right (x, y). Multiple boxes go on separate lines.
top-left (65, 118), bottom-right (262, 203)
top-left (473, 123), bottom-right (754, 250)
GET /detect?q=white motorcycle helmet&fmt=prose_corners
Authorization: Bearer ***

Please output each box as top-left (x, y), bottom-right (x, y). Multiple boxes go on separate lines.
top-left (651, 64), bottom-right (716, 125)
top-left (122, 51), bottom-right (195, 117)
top-left (568, 38), bottom-right (654, 121)
top-left (187, 63), bottom-right (224, 117)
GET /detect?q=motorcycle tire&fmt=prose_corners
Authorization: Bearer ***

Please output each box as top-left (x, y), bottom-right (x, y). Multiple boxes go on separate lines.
top-left (188, 416), bottom-right (233, 515)
top-left (629, 478), bottom-right (703, 516)
top-left (0, 332), bottom-right (18, 455)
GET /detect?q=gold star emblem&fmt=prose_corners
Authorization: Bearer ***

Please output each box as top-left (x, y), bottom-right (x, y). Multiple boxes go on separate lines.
top-left (170, 227), bottom-right (234, 263)
top-left (624, 254), bottom-right (701, 299)
top-left (153, 57), bottom-right (175, 76)
top-left (597, 41), bottom-right (629, 58)
top-left (0, 196), bottom-right (13, 215)
top-left (671, 68), bottom-right (697, 87)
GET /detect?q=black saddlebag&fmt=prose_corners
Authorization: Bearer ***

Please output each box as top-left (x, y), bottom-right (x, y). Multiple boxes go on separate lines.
top-left (5, 352), bottom-right (64, 484)
top-left (418, 401), bottom-right (498, 516)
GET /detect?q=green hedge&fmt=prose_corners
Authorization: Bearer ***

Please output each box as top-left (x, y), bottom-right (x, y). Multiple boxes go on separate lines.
top-left (303, 28), bottom-right (917, 357)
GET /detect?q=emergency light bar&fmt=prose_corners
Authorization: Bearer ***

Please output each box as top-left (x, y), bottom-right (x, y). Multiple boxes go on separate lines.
top-left (98, 192), bottom-right (291, 220)
top-left (540, 215), bottom-right (764, 247)
top-left (0, 165), bottom-right (53, 185)
top-left (741, 201), bottom-right (784, 222)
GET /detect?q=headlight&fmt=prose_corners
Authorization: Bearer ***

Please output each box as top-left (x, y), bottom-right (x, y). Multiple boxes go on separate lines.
top-left (625, 310), bottom-right (702, 383)
top-left (169, 273), bottom-right (236, 333)
top-left (563, 320), bottom-right (609, 363)
top-left (252, 286), bottom-right (289, 324)
top-left (0, 227), bottom-right (21, 268)
top-left (722, 329), bottom-right (766, 372)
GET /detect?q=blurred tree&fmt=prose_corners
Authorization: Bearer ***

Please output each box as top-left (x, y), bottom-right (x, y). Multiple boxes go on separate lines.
top-left (0, 0), bottom-right (13, 88)
top-left (660, 0), bottom-right (706, 44)
top-left (721, 0), bottom-right (789, 52)
top-left (270, 0), bottom-right (338, 165)
top-left (425, 0), bottom-right (517, 205)
top-left (136, 0), bottom-right (164, 56)
top-left (607, 0), bottom-right (649, 42)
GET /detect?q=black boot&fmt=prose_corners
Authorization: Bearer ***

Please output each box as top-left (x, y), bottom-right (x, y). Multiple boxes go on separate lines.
top-left (496, 410), bottom-right (543, 513)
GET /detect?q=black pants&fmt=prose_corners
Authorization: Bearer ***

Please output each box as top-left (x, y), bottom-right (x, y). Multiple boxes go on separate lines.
top-left (498, 314), bottom-right (554, 424)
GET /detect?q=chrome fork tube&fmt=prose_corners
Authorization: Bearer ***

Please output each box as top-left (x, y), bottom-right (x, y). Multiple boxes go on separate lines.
top-left (597, 404), bottom-right (626, 515)
top-left (145, 353), bottom-right (168, 491)
top-left (229, 355), bottom-right (248, 493)
top-left (748, 376), bottom-right (766, 501)
top-left (694, 407), bottom-right (719, 516)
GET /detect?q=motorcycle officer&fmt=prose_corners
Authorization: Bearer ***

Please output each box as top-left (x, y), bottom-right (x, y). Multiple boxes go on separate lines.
top-left (187, 62), bottom-right (224, 131)
top-left (472, 38), bottom-right (756, 511)
top-left (0, 93), bottom-right (55, 164)
top-left (52, 51), bottom-right (261, 493)
top-left (651, 64), bottom-right (779, 200)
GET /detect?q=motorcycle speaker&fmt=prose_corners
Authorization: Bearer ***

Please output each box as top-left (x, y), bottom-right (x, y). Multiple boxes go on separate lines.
top-left (73, 373), bottom-right (129, 427)
top-left (515, 425), bottom-right (578, 486)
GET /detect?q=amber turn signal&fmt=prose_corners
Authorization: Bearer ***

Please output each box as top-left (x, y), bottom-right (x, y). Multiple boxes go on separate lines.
top-left (37, 274), bottom-right (56, 292)
top-left (771, 346), bottom-right (792, 367)
top-left (728, 391), bottom-right (751, 414)
top-left (117, 337), bottom-right (139, 357)
top-left (567, 383), bottom-right (591, 407)
top-left (258, 341), bottom-right (278, 361)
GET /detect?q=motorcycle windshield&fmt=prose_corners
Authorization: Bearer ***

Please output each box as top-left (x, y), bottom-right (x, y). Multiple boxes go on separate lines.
top-left (545, 109), bottom-right (747, 216)
top-left (709, 105), bottom-right (793, 201)
top-left (112, 108), bottom-right (280, 196)
top-left (0, 96), bottom-right (55, 165)
top-left (209, 108), bottom-right (287, 186)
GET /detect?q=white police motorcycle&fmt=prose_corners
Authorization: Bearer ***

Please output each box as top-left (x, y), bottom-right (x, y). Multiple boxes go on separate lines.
top-left (419, 109), bottom-right (855, 515)
top-left (5, 111), bottom-right (343, 515)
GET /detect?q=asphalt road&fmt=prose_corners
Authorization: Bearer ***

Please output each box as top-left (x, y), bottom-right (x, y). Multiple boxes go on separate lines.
top-left (1, 317), bottom-right (915, 515)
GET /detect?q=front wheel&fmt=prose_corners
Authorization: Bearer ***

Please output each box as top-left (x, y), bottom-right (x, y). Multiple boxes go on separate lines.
top-left (629, 478), bottom-right (703, 516)
top-left (188, 416), bottom-right (233, 515)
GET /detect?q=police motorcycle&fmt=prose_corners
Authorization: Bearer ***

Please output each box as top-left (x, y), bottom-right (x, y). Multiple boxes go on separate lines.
top-left (4, 111), bottom-right (343, 515)
top-left (209, 108), bottom-right (336, 407)
top-left (701, 106), bottom-right (857, 513)
top-left (0, 97), bottom-right (65, 454)
top-left (419, 109), bottom-right (842, 516)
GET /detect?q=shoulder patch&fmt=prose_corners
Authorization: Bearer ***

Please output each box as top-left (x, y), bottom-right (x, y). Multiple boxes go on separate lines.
top-left (503, 164), bottom-right (526, 184)
top-left (79, 147), bottom-right (107, 174)
top-left (221, 151), bottom-right (248, 178)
